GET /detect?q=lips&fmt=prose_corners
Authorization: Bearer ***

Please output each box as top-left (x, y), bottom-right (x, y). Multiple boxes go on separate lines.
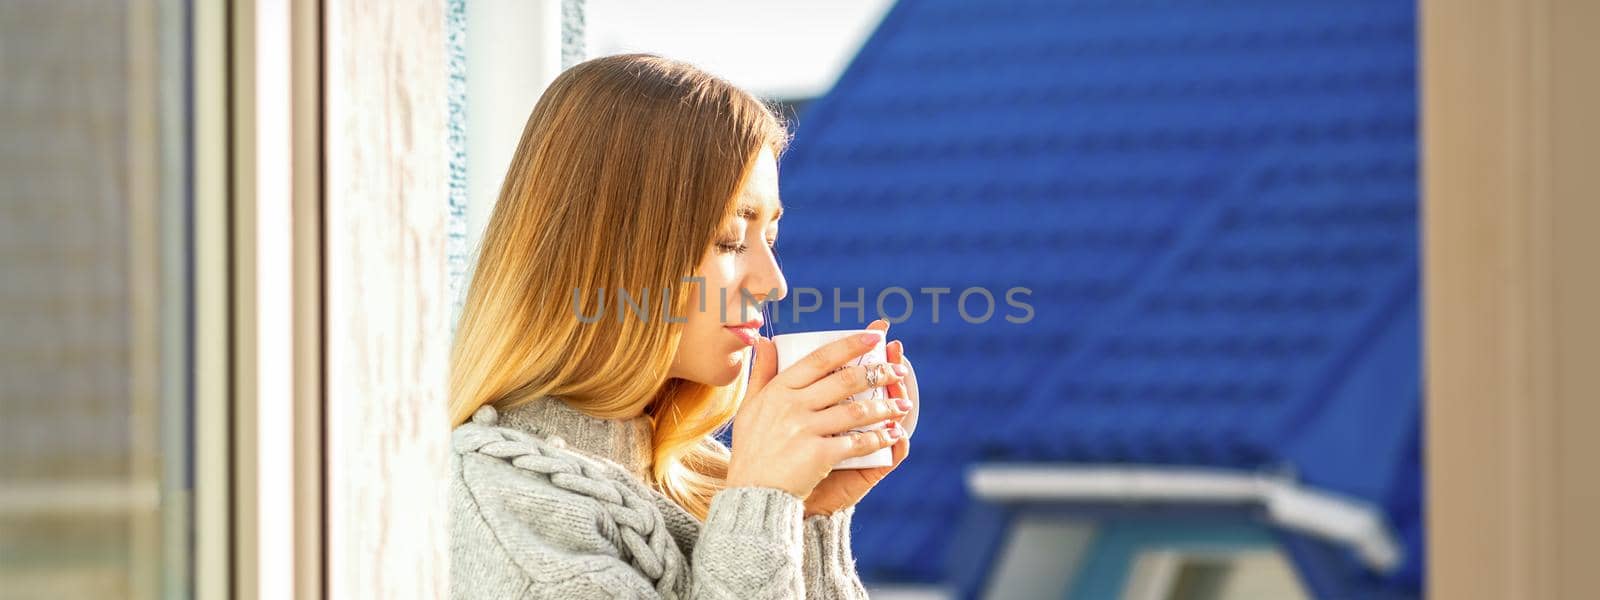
top-left (724, 321), bottom-right (762, 346)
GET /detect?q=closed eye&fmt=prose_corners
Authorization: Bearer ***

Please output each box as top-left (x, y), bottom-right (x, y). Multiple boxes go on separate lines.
top-left (716, 240), bottom-right (777, 255)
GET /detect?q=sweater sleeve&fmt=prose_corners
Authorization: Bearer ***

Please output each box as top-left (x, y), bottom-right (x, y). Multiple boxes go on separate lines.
top-left (552, 488), bottom-right (871, 600)
top-left (529, 486), bottom-right (811, 599)
top-left (688, 486), bottom-right (809, 598)
top-left (802, 507), bottom-right (871, 599)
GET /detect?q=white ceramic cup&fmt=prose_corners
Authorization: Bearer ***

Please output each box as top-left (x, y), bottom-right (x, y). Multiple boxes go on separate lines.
top-left (771, 329), bottom-right (916, 469)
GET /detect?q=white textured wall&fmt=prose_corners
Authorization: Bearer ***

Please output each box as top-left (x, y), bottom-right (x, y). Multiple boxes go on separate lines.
top-left (323, 1), bottom-right (451, 597)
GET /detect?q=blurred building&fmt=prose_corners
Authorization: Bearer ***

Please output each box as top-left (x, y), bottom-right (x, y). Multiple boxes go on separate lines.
top-left (772, 0), bottom-right (1421, 597)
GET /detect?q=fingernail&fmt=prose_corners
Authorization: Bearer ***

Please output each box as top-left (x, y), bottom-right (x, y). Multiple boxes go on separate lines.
top-left (857, 332), bottom-right (879, 345)
top-left (896, 397), bottom-right (911, 411)
top-left (892, 363), bottom-right (907, 376)
top-left (886, 423), bottom-right (903, 439)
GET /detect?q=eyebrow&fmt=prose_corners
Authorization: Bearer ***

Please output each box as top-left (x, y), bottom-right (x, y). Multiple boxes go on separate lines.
top-left (735, 202), bottom-right (783, 221)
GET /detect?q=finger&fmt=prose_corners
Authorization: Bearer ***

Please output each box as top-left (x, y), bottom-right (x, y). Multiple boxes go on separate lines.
top-left (897, 358), bottom-right (919, 438)
top-left (869, 319), bottom-right (901, 397)
top-left (886, 340), bottom-right (905, 399)
top-left (900, 356), bottom-right (918, 406)
top-left (773, 331), bottom-right (883, 388)
top-left (867, 318), bottom-right (889, 334)
top-left (747, 336), bottom-right (779, 396)
top-left (889, 435), bottom-right (910, 468)
top-left (810, 395), bottom-right (908, 435)
top-left (824, 423), bottom-right (904, 462)
top-left (803, 362), bottom-right (905, 410)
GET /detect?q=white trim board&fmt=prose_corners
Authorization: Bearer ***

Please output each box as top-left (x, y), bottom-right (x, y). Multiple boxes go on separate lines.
top-left (967, 464), bottom-right (1402, 572)
top-left (862, 585), bottom-right (953, 600)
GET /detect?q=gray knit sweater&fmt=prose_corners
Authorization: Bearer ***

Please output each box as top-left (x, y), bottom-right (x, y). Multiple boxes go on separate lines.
top-left (450, 397), bottom-right (871, 599)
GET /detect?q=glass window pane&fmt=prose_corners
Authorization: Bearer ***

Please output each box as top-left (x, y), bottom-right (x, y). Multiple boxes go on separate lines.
top-left (0, 1), bottom-right (193, 597)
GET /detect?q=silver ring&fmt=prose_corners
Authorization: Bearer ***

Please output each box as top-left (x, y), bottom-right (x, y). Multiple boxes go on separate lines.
top-left (864, 365), bottom-right (882, 388)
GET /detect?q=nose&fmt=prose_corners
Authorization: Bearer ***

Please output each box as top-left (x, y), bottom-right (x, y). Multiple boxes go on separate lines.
top-left (743, 249), bottom-right (788, 305)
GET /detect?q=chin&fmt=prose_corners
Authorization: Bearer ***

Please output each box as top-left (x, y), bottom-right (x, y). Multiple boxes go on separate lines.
top-left (686, 356), bottom-right (744, 388)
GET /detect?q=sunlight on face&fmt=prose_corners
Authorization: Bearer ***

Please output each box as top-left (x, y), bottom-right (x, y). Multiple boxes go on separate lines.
top-left (666, 146), bottom-right (788, 386)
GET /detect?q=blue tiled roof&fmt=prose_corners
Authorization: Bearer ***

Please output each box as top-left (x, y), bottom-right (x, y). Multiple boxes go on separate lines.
top-left (769, 0), bottom-right (1420, 593)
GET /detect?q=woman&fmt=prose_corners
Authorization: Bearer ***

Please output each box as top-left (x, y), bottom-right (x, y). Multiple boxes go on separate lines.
top-left (449, 53), bottom-right (919, 599)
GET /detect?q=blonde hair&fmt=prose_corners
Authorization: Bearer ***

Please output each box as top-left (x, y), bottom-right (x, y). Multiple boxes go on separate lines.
top-left (449, 54), bottom-right (791, 519)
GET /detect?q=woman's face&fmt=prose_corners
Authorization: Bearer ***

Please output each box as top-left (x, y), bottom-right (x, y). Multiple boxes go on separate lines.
top-left (666, 146), bottom-right (788, 386)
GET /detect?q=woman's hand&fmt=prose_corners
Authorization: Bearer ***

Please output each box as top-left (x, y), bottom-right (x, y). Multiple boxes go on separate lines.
top-left (802, 319), bottom-right (917, 517)
top-left (726, 327), bottom-right (912, 500)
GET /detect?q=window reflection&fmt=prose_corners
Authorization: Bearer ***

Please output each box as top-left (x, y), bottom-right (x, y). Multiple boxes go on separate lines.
top-left (0, 1), bottom-right (193, 597)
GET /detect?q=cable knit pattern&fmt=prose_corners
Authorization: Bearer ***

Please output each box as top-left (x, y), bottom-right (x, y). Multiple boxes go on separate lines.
top-left (451, 400), bottom-right (871, 599)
